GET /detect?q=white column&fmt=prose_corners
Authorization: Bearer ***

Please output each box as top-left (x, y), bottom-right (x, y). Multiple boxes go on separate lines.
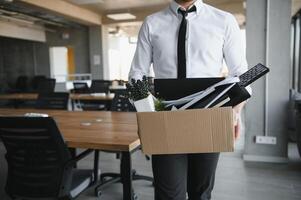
top-left (244, 0), bottom-right (292, 163)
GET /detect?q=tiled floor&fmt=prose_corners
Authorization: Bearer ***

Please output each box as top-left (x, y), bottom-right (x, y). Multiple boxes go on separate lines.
top-left (0, 142), bottom-right (300, 200)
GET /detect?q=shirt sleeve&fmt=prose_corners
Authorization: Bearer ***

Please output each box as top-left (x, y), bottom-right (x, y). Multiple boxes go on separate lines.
top-left (128, 18), bottom-right (153, 81)
top-left (223, 14), bottom-right (252, 95)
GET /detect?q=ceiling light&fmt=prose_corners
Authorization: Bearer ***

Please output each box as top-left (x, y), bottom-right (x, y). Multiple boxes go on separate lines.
top-left (71, 0), bottom-right (104, 5)
top-left (106, 13), bottom-right (136, 21)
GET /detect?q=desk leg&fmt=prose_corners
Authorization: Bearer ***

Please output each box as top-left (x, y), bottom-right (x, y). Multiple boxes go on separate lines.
top-left (121, 152), bottom-right (135, 200)
top-left (105, 100), bottom-right (112, 111)
top-left (69, 148), bottom-right (77, 168)
top-left (13, 100), bottom-right (19, 108)
top-left (71, 99), bottom-right (75, 111)
top-left (93, 150), bottom-right (99, 183)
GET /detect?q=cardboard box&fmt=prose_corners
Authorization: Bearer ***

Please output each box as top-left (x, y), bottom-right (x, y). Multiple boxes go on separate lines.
top-left (137, 107), bottom-right (234, 155)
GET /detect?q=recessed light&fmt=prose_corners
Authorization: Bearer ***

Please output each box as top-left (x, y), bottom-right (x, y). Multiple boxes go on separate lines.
top-left (71, 0), bottom-right (104, 5)
top-left (106, 13), bottom-right (136, 21)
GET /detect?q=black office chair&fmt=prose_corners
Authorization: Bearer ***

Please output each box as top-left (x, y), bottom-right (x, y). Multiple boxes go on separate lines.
top-left (37, 78), bottom-right (56, 94)
top-left (96, 90), bottom-right (153, 196)
top-left (35, 92), bottom-right (77, 160)
top-left (15, 75), bottom-right (29, 92)
top-left (6, 75), bottom-right (29, 93)
top-left (36, 92), bottom-right (69, 110)
top-left (72, 82), bottom-right (89, 94)
top-left (80, 80), bottom-right (111, 111)
top-left (71, 82), bottom-right (90, 110)
top-left (0, 82), bottom-right (12, 108)
top-left (90, 80), bottom-right (111, 94)
top-left (0, 117), bottom-right (94, 200)
top-left (105, 89), bottom-right (135, 157)
top-left (31, 75), bottom-right (46, 92)
top-left (110, 89), bottom-right (135, 112)
top-left (8, 76), bottom-right (32, 108)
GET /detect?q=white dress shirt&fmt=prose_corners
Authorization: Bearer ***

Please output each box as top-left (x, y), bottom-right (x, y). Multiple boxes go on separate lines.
top-left (129, 0), bottom-right (249, 82)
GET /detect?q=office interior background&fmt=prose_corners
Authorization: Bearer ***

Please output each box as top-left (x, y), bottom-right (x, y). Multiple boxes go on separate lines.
top-left (0, 0), bottom-right (301, 199)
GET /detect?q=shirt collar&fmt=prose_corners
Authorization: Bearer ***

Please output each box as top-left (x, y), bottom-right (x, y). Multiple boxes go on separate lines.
top-left (170, 0), bottom-right (203, 16)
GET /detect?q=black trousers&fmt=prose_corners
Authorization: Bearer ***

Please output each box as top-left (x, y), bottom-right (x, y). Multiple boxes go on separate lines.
top-left (152, 153), bottom-right (220, 200)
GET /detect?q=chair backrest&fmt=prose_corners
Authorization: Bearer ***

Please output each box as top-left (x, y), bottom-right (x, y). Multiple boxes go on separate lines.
top-left (15, 75), bottom-right (29, 91)
top-left (0, 117), bottom-right (73, 199)
top-left (37, 78), bottom-right (56, 94)
top-left (90, 80), bottom-right (111, 93)
top-left (110, 89), bottom-right (136, 112)
top-left (73, 82), bottom-right (89, 93)
top-left (36, 92), bottom-right (69, 110)
top-left (31, 75), bottom-right (46, 91)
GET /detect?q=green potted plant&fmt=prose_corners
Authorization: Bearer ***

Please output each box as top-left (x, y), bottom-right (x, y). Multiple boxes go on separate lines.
top-left (126, 76), bottom-right (155, 112)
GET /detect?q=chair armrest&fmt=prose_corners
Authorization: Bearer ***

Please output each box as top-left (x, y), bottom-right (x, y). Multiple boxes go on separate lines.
top-left (65, 149), bottom-right (94, 167)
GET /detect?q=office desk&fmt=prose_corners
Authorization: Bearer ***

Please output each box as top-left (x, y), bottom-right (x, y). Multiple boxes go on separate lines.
top-left (0, 93), bottom-right (115, 110)
top-left (0, 109), bottom-right (140, 200)
top-left (109, 85), bottom-right (126, 93)
top-left (0, 93), bottom-right (38, 100)
top-left (70, 93), bottom-right (114, 101)
top-left (0, 93), bottom-right (114, 101)
top-left (70, 93), bottom-right (115, 110)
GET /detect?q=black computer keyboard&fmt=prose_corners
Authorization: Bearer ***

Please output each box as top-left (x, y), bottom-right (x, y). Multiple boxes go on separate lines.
top-left (238, 63), bottom-right (270, 87)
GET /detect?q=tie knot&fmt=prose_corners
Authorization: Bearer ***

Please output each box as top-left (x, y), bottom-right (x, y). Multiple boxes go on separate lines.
top-left (178, 6), bottom-right (196, 17)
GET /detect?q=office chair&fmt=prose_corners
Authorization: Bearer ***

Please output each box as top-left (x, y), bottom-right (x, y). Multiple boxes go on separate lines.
top-left (15, 75), bottom-right (29, 92)
top-left (96, 90), bottom-right (153, 197)
top-left (72, 82), bottom-right (89, 94)
top-left (110, 90), bottom-right (149, 163)
top-left (35, 92), bottom-right (77, 162)
top-left (8, 76), bottom-right (32, 108)
top-left (31, 75), bottom-right (46, 92)
top-left (80, 80), bottom-right (111, 111)
top-left (71, 82), bottom-right (90, 110)
top-left (0, 117), bottom-right (94, 200)
top-left (37, 78), bottom-right (56, 94)
top-left (8, 75), bottom-right (29, 93)
top-left (89, 80), bottom-right (111, 94)
top-left (15, 78), bottom-right (56, 108)
top-left (36, 92), bottom-right (69, 110)
top-left (110, 89), bottom-right (135, 112)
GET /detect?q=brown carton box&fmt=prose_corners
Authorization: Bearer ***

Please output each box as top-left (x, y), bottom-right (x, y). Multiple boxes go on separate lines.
top-left (137, 107), bottom-right (234, 155)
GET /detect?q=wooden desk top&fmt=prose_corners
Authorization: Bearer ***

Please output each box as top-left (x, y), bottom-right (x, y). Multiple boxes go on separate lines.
top-left (0, 93), bottom-right (38, 100)
top-left (109, 85), bottom-right (126, 90)
top-left (70, 93), bottom-right (114, 100)
top-left (0, 109), bottom-right (140, 152)
top-left (0, 93), bottom-right (114, 101)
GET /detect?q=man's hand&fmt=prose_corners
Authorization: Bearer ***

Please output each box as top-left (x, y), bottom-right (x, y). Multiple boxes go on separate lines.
top-left (233, 101), bottom-right (246, 140)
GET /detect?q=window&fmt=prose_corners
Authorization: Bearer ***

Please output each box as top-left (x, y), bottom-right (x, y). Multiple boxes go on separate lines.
top-left (291, 11), bottom-right (301, 91)
top-left (107, 35), bottom-right (137, 81)
top-left (49, 47), bottom-right (68, 83)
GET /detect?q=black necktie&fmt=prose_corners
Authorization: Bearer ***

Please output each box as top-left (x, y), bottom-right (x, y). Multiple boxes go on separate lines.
top-left (177, 6), bottom-right (196, 79)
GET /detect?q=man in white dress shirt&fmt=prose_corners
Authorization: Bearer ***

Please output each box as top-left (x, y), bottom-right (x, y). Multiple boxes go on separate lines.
top-left (129, 0), bottom-right (247, 199)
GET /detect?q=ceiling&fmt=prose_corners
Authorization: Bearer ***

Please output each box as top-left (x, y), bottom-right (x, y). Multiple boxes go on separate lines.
top-left (0, 1), bottom-right (84, 28)
top-left (2, 0), bottom-right (300, 38)
top-left (65, 0), bottom-right (301, 35)
top-left (293, 0), bottom-right (301, 16)
top-left (66, 0), bottom-right (245, 25)
top-left (67, 0), bottom-right (171, 12)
